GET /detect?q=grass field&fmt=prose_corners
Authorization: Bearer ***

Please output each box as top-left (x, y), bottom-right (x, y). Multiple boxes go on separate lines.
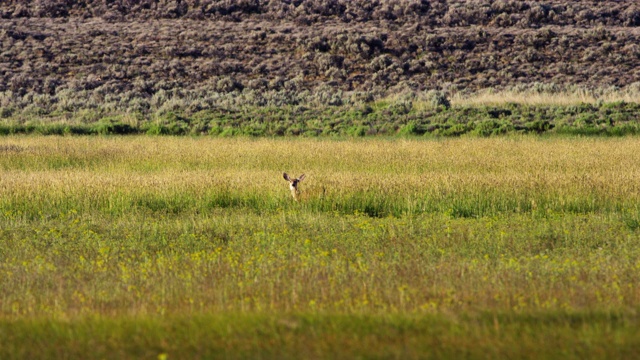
top-left (1, 136), bottom-right (640, 358)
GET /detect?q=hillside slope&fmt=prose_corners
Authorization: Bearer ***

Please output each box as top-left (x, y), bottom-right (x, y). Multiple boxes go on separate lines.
top-left (1, 1), bottom-right (638, 98)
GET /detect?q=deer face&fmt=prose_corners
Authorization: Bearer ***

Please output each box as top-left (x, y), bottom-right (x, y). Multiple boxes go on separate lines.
top-left (289, 178), bottom-right (301, 191)
top-left (283, 173), bottom-right (306, 200)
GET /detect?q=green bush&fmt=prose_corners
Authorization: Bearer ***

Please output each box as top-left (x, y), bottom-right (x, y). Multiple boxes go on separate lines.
top-left (442, 124), bottom-right (469, 137)
top-left (398, 122), bottom-right (421, 136)
top-left (144, 123), bottom-right (167, 135)
top-left (94, 120), bottom-right (136, 135)
top-left (525, 120), bottom-right (553, 134)
top-left (346, 126), bottom-right (367, 137)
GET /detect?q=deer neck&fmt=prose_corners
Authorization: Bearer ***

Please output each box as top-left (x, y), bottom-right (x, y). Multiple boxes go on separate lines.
top-left (290, 186), bottom-right (300, 201)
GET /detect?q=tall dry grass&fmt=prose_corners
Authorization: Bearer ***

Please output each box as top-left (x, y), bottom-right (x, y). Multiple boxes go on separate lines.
top-left (450, 87), bottom-right (640, 106)
top-left (1, 136), bottom-right (640, 210)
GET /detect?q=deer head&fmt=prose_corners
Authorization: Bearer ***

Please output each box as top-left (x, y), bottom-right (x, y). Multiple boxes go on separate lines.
top-left (283, 172), bottom-right (306, 201)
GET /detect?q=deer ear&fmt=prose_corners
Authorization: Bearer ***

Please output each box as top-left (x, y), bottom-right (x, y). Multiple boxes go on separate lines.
top-left (283, 173), bottom-right (291, 181)
top-left (298, 174), bottom-right (306, 182)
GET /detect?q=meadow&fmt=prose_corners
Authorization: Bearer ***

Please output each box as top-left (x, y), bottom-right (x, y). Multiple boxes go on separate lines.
top-left (1, 135), bottom-right (640, 358)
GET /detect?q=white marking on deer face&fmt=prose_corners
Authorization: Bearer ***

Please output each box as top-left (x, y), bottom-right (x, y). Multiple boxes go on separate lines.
top-left (289, 178), bottom-right (300, 191)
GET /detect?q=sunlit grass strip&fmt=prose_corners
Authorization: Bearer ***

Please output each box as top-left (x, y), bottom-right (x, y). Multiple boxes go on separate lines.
top-left (452, 92), bottom-right (596, 106)
top-left (450, 90), bottom-right (640, 107)
top-left (1, 136), bottom-right (640, 217)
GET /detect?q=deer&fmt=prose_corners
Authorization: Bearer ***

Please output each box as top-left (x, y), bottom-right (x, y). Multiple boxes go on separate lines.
top-left (283, 173), bottom-right (305, 201)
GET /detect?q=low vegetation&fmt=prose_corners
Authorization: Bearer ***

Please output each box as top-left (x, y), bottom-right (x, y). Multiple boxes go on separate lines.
top-left (1, 136), bottom-right (640, 358)
top-left (3, 313), bottom-right (639, 359)
top-left (1, 90), bottom-right (640, 137)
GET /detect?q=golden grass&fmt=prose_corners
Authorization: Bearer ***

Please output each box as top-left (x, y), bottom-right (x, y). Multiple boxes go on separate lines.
top-left (450, 89), bottom-right (640, 106)
top-left (1, 136), bottom-right (640, 196)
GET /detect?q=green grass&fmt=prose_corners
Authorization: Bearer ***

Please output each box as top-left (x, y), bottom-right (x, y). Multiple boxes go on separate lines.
top-left (1, 136), bottom-right (640, 358)
top-left (2, 312), bottom-right (639, 359)
top-left (2, 100), bottom-right (640, 137)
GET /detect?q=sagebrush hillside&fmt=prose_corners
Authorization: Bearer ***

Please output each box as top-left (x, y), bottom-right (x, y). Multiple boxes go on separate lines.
top-left (1, 1), bottom-right (639, 96)
top-left (0, 1), bottom-right (639, 135)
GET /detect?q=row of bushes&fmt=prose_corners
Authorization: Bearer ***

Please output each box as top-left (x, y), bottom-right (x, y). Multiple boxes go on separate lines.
top-left (2, 101), bottom-right (639, 137)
